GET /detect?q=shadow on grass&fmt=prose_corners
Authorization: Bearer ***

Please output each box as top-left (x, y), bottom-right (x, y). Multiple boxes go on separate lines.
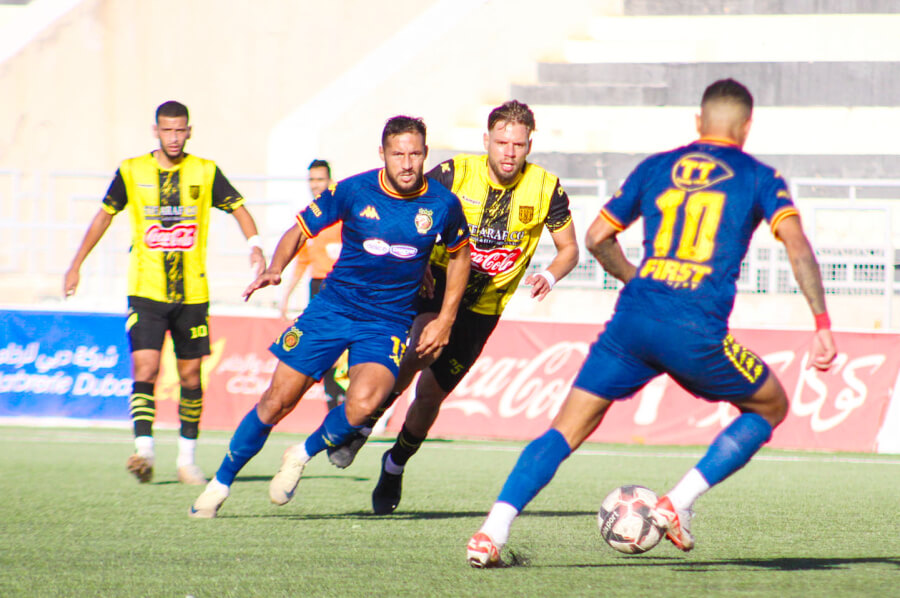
top-left (547, 556), bottom-right (900, 571)
top-left (218, 509), bottom-right (596, 521)
top-left (232, 474), bottom-right (371, 483)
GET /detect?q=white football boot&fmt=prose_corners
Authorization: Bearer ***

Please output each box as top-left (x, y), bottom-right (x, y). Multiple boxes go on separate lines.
top-left (189, 480), bottom-right (229, 519)
top-left (269, 446), bottom-right (307, 505)
top-left (653, 495), bottom-right (695, 551)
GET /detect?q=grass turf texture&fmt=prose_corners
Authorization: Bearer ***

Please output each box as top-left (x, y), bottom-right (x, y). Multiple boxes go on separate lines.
top-left (1, 426), bottom-right (898, 597)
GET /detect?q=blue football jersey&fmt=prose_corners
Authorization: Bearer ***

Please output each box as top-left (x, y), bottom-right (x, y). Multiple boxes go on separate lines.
top-left (296, 168), bottom-right (469, 325)
top-left (600, 138), bottom-right (798, 334)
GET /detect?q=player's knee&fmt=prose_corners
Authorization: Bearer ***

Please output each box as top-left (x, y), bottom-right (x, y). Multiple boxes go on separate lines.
top-left (747, 373), bottom-right (789, 427)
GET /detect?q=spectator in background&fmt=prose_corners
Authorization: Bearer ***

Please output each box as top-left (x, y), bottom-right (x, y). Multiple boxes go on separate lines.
top-left (279, 159), bottom-right (345, 409)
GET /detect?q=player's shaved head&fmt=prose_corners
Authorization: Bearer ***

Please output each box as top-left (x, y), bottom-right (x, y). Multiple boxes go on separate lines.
top-left (697, 79), bottom-right (754, 146)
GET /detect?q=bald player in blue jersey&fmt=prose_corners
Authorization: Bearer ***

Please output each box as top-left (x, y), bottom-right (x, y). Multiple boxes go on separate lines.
top-left (190, 116), bottom-right (470, 518)
top-left (467, 79), bottom-right (837, 567)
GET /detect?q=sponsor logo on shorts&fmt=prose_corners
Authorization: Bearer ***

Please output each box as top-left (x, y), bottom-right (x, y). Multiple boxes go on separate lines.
top-left (144, 223), bottom-right (197, 251)
top-left (282, 328), bottom-right (301, 351)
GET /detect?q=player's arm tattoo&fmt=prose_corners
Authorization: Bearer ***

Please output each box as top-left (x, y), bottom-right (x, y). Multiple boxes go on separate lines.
top-left (592, 237), bottom-right (637, 284)
top-left (787, 242), bottom-right (828, 314)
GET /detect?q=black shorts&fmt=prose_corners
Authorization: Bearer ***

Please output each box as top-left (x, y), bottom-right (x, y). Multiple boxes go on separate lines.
top-left (126, 296), bottom-right (211, 359)
top-left (416, 266), bottom-right (500, 393)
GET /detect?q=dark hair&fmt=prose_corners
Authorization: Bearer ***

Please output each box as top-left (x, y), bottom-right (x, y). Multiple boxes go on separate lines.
top-left (487, 100), bottom-right (536, 133)
top-left (701, 79), bottom-right (753, 112)
top-left (156, 101), bottom-right (189, 123)
top-left (382, 116), bottom-right (426, 147)
top-left (308, 159), bottom-right (331, 177)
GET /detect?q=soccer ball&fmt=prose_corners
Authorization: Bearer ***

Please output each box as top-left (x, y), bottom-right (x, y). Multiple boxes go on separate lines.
top-left (598, 485), bottom-right (664, 554)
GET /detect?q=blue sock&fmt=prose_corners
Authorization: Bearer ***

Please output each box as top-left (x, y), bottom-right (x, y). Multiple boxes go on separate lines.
top-left (497, 428), bottom-right (572, 512)
top-left (304, 403), bottom-right (361, 458)
top-left (696, 413), bottom-right (773, 486)
top-left (215, 406), bottom-right (273, 486)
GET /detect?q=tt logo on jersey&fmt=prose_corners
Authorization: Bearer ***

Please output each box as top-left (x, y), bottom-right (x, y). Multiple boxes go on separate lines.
top-left (414, 208), bottom-right (433, 234)
top-left (359, 205), bottom-right (380, 220)
top-left (671, 153), bottom-right (734, 191)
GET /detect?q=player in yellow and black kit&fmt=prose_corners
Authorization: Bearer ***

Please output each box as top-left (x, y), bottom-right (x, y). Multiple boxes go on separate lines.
top-left (64, 101), bottom-right (265, 485)
top-left (326, 101), bottom-right (580, 515)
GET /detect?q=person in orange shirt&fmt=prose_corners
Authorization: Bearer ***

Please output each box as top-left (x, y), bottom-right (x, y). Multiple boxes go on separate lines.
top-left (279, 159), bottom-right (345, 409)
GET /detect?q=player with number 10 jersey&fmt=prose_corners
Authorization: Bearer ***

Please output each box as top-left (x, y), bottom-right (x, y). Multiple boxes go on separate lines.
top-left (601, 138), bottom-right (798, 337)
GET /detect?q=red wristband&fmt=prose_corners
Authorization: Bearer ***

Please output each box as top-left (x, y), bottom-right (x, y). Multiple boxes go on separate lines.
top-left (814, 312), bottom-right (831, 331)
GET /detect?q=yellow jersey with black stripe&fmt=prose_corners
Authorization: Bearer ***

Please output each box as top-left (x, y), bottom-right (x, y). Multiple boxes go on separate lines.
top-left (102, 152), bottom-right (245, 304)
top-left (427, 154), bottom-right (573, 315)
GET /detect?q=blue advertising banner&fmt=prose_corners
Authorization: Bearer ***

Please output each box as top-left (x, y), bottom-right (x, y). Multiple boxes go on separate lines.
top-left (0, 310), bottom-right (132, 421)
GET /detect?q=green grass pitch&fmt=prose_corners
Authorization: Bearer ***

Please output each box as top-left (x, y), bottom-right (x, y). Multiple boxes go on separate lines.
top-left (1, 426), bottom-right (898, 597)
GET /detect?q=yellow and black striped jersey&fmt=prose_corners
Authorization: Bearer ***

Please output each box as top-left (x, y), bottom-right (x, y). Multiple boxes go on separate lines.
top-left (427, 154), bottom-right (573, 315)
top-left (102, 152), bottom-right (245, 304)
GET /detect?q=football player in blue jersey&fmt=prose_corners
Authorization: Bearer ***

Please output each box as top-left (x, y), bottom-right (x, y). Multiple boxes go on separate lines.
top-left (466, 79), bottom-right (837, 567)
top-left (189, 116), bottom-right (471, 518)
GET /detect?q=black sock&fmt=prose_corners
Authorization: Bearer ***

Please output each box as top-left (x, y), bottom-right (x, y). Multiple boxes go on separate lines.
top-left (129, 381), bottom-right (155, 437)
top-left (388, 423), bottom-right (426, 467)
top-left (364, 391), bottom-right (402, 428)
top-left (179, 385), bottom-right (203, 440)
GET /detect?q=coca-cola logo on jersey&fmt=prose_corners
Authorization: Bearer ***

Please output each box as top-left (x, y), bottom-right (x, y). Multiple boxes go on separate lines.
top-left (144, 223), bottom-right (197, 251)
top-left (470, 247), bottom-right (522, 276)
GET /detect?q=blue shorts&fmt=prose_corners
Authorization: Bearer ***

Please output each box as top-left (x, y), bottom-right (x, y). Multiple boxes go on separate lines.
top-left (269, 298), bottom-right (409, 380)
top-left (573, 311), bottom-right (769, 403)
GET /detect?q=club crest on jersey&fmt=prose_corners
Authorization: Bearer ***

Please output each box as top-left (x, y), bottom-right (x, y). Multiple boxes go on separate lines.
top-left (282, 328), bottom-right (302, 351)
top-left (189, 185), bottom-right (200, 199)
top-left (671, 153), bottom-right (734, 191)
top-left (359, 205), bottom-right (380, 220)
top-left (518, 205), bottom-right (534, 224)
top-left (414, 208), bottom-right (433, 234)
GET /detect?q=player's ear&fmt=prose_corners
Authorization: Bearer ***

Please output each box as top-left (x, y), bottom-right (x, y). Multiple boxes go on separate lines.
top-left (186, 125), bottom-right (192, 140)
top-left (483, 132), bottom-right (490, 152)
top-left (378, 145), bottom-right (385, 163)
top-left (695, 113), bottom-right (702, 135)
top-left (423, 145), bottom-right (429, 160)
top-left (152, 124), bottom-right (159, 139)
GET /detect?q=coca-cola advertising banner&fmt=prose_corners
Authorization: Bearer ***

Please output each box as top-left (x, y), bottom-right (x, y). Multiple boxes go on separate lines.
top-left (2, 310), bottom-right (898, 453)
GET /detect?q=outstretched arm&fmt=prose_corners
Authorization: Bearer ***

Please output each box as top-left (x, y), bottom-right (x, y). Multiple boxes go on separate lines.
top-left (776, 214), bottom-right (836, 371)
top-left (243, 223), bottom-right (307, 301)
top-left (585, 211), bottom-right (636, 284)
top-left (231, 205), bottom-right (266, 277)
top-left (64, 209), bottom-right (114, 297)
top-left (524, 224), bottom-right (579, 301)
top-left (416, 244), bottom-right (471, 357)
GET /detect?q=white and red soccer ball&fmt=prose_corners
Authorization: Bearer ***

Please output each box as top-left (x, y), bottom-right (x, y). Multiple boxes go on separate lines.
top-left (598, 485), bottom-right (664, 554)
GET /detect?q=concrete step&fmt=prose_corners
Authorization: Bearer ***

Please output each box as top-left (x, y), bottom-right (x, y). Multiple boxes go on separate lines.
top-left (430, 105), bottom-right (900, 156)
top-left (529, 62), bottom-right (900, 106)
top-left (624, 0), bottom-right (900, 16)
top-left (565, 14), bottom-right (900, 62)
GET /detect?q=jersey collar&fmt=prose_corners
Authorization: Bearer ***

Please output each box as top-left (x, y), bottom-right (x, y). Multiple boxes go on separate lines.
top-left (379, 169), bottom-right (428, 198)
top-left (694, 137), bottom-right (740, 148)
